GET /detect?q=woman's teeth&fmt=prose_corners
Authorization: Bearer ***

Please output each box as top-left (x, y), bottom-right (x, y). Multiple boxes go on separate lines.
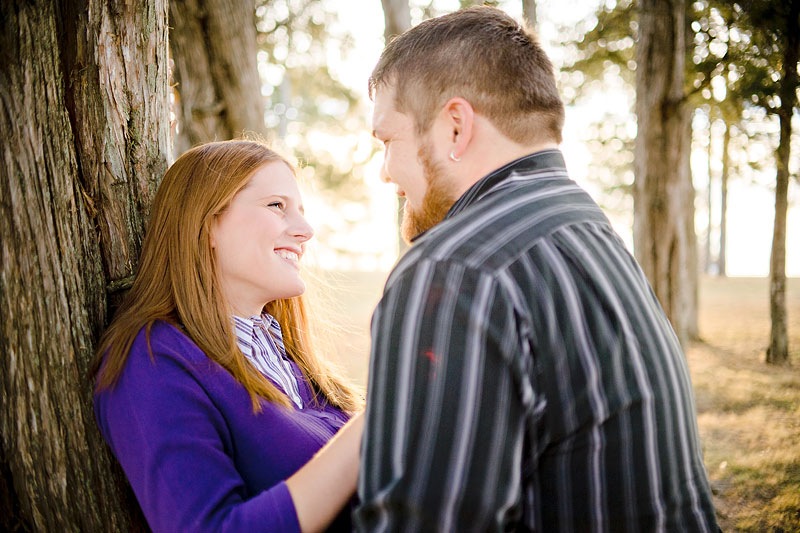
top-left (275, 250), bottom-right (299, 262)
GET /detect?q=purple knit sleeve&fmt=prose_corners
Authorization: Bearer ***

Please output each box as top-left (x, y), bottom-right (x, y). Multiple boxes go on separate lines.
top-left (93, 327), bottom-right (302, 532)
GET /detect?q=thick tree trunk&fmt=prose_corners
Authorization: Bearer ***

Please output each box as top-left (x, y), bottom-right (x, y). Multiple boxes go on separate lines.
top-left (0, 0), bottom-right (168, 529)
top-left (169, 0), bottom-right (266, 156)
top-left (634, 0), bottom-right (697, 347)
top-left (766, 0), bottom-right (799, 365)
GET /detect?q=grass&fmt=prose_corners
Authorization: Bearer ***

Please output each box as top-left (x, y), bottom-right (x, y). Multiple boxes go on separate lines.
top-left (692, 276), bottom-right (800, 531)
top-left (318, 270), bottom-right (800, 531)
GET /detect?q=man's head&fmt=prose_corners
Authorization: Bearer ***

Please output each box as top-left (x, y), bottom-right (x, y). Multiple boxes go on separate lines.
top-left (370, 6), bottom-right (564, 146)
top-left (370, 6), bottom-right (564, 243)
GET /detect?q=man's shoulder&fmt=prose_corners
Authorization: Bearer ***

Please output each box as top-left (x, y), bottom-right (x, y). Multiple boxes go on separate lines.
top-left (399, 177), bottom-right (605, 276)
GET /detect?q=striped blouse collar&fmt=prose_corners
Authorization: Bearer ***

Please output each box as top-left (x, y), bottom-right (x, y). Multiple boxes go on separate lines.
top-left (233, 312), bottom-right (285, 354)
top-left (232, 312), bottom-right (303, 408)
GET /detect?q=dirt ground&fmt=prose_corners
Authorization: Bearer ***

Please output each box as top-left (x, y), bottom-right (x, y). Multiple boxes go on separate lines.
top-left (691, 276), bottom-right (800, 531)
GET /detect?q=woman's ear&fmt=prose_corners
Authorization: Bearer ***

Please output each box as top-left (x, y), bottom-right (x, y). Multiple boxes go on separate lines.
top-left (442, 97), bottom-right (474, 161)
top-left (208, 221), bottom-right (217, 249)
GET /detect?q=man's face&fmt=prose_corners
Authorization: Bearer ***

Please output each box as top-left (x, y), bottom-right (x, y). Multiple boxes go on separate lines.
top-left (372, 85), bottom-right (457, 243)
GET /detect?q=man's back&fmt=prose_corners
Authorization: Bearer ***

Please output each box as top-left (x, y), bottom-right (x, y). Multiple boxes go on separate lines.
top-left (357, 151), bottom-right (718, 531)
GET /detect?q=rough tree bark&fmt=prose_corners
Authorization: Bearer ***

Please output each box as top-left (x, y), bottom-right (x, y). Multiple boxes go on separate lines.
top-left (0, 0), bottom-right (169, 530)
top-left (634, 0), bottom-right (697, 347)
top-left (169, 0), bottom-right (267, 156)
top-left (766, 0), bottom-right (799, 365)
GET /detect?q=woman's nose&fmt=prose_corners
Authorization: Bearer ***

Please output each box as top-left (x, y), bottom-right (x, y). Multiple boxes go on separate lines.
top-left (291, 214), bottom-right (314, 242)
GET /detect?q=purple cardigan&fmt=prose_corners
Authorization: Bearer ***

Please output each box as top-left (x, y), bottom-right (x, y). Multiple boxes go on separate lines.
top-left (94, 321), bottom-right (352, 532)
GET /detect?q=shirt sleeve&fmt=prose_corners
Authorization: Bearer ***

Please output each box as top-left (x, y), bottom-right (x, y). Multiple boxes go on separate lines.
top-left (93, 337), bottom-right (301, 533)
top-left (355, 260), bottom-right (530, 531)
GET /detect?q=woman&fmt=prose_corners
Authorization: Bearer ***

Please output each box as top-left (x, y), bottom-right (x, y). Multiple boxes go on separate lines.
top-left (93, 139), bottom-right (364, 532)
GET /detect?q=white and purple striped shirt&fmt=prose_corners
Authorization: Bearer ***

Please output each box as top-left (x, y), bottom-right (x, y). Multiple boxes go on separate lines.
top-left (233, 313), bottom-right (303, 408)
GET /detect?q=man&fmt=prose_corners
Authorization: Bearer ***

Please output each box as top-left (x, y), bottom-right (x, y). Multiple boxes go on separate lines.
top-left (356, 6), bottom-right (719, 532)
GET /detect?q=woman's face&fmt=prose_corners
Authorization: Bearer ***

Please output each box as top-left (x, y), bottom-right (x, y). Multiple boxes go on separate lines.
top-left (211, 161), bottom-right (314, 316)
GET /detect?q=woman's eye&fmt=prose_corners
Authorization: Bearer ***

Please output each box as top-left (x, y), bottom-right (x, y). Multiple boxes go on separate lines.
top-left (267, 201), bottom-right (285, 210)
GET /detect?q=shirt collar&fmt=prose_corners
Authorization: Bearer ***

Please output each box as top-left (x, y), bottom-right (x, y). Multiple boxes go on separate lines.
top-left (408, 149), bottom-right (566, 243)
top-left (448, 149), bottom-right (567, 219)
top-left (232, 313), bottom-right (285, 353)
top-left (233, 312), bottom-right (276, 329)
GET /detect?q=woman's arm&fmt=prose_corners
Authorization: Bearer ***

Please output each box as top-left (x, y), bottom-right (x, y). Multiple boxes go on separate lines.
top-left (287, 411), bottom-right (365, 533)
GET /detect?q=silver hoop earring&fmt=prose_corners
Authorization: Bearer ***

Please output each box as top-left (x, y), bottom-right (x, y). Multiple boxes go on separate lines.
top-left (449, 151), bottom-right (461, 162)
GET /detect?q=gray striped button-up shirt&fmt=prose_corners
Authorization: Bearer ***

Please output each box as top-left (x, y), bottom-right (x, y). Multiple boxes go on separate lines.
top-left (356, 150), bottom-right (718, 532)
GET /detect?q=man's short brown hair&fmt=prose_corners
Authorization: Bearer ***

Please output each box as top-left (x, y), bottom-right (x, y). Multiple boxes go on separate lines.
top-left (369, 6), bottom-right (564, 145)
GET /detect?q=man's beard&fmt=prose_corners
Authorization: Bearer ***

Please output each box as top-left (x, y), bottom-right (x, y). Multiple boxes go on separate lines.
top-left (401, 145), bottom-right (457, 244)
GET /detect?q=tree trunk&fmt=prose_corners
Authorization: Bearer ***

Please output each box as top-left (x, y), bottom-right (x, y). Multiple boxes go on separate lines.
top-left (704, 114), bottom-right (714, 274)
top-left (718, 120), bottom-right (730, 277)
top-left (380, 0), bottom-right (411, 255)
top-left (169, 0), bottom-right (266, 156)
top-left (683, 111), bottom-right (699, 340)
top-left (522, 0), bottom-right (538, 29)
top-left (633, 0), bottom-right (696, 347)
top-left (380, 0), bottom-right (411, 57)
top-left (0, 0), bottom-right (168, 529)
top-left (766, 0), bottom-right (799, 365)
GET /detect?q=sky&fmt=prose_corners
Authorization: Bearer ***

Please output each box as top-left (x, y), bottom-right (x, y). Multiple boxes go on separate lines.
top-left (305, 0), bottom-right (799, 277)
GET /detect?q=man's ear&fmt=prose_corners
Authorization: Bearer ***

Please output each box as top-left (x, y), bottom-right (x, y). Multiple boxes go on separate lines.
top-left (442, 97), bottom-right (474, 161)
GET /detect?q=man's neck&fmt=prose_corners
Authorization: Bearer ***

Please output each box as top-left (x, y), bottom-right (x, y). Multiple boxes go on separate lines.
top-left (456, 139), bottom-right (559, 199)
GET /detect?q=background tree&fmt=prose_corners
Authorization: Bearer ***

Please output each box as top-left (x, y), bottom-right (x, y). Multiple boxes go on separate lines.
top-left (170, 0), bottom-right (267, 155)
top-left (563, 0), bottom-right (699, 345)
top-left (522, 0), bottom-right (537, 28)
top-left (636, 0), bottom-right (697, 346)
top-left (383, 0), bottom-right (412, 36)
top-left (690, 2), bottom-right (738, 278)
top-left (717, 117), bottom-right (730, 276)
top-left (697, 0), bottom-right (799, 363)
top-left (565, 0), bottom-right (798, 357)
top-left (0, 0), bottom-right (168, 530)
top-left (738, 0), bottom-right (800, 365)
